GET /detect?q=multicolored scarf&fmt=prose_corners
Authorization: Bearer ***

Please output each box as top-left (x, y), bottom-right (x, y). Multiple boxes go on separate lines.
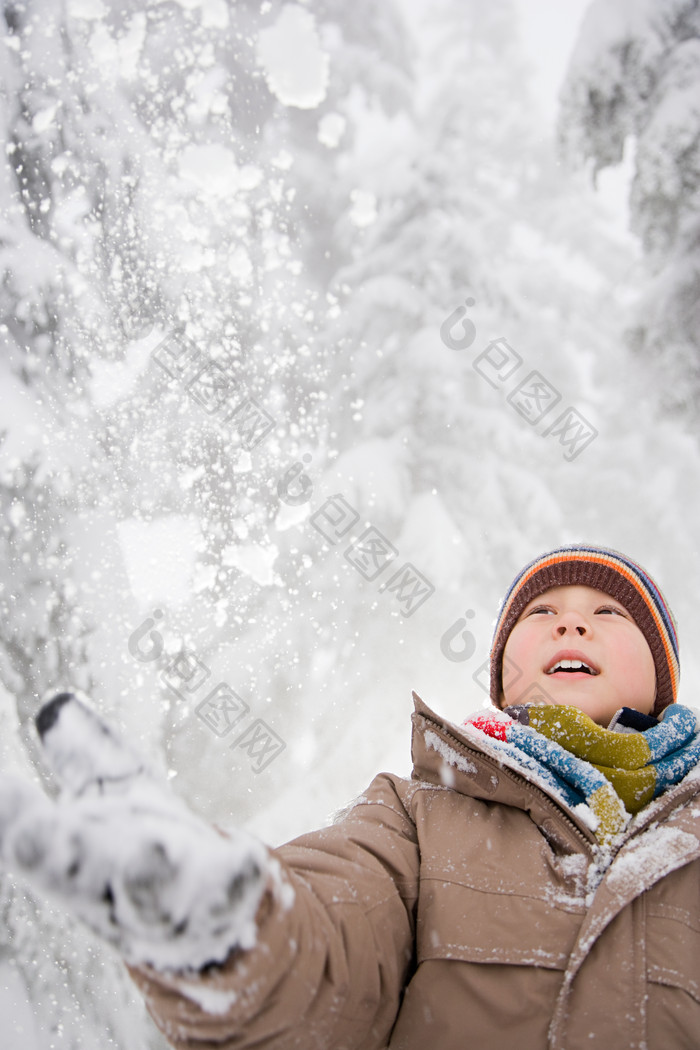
top-left (467, 704), bottom-right (700, 845)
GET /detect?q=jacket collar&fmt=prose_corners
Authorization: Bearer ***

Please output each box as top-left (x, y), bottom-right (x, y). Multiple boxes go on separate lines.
top-left (411, 691), bottom-right (700, 856)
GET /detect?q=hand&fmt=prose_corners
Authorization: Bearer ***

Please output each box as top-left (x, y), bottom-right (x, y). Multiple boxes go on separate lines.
top-left (0, 693), bottom-right (272, 972)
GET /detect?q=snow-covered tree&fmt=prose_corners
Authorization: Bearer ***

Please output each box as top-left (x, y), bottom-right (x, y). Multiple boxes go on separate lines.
top-left (557, 0), bottom-right (700, 407)
top-left (0, 0), bottom-right (414, 1042)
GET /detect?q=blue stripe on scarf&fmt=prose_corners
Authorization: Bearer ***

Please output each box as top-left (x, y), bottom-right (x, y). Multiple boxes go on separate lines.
top-left (508, 723), bottom-right (609, 804)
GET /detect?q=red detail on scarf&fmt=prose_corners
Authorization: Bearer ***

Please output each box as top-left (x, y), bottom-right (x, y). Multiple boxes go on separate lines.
top-left (469, 714), bottom-right (509, 741)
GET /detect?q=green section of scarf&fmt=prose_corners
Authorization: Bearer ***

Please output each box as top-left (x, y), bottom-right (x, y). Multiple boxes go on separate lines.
top-left (527, 707), bottom-right (655, 812)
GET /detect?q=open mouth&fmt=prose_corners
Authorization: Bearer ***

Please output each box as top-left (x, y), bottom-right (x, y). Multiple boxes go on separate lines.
top-left (545, 659), bottom-right (599, 676)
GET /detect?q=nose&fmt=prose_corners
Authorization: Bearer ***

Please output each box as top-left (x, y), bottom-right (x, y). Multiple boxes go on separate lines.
top-left (554, 610), bottom-right (590, 637)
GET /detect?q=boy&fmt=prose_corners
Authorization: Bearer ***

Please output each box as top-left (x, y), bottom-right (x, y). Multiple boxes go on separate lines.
top-left (1, 543), bottom-right (699, 1049)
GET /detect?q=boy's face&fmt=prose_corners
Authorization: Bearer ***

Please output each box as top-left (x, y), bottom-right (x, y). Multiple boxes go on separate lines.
top-left (500, 584), bottom-right (657, 726)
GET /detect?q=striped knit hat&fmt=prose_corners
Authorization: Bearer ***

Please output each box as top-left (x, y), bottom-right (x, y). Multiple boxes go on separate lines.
top-left (490, 544), bottom-right (680, 717)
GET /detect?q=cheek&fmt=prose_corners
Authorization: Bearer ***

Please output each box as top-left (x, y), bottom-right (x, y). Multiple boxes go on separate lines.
top-left (503, 623), bottom-right (537, 666)
top-left (613, 636), bottom-right (657, 701)
top-left (501, 626), bottom-right (537, 703)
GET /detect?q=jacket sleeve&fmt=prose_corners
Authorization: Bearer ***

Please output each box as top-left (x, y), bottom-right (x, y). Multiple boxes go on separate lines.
top-left (125, 772), bottom-right (420, 1050)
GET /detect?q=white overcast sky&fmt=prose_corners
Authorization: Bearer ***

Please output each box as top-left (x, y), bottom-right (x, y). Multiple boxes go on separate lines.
top-left (514, 0), bottom-right (590, 125)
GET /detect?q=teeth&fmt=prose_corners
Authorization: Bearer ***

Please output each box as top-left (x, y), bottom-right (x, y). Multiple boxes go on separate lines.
top-left (547, 659), bottom-right (595, 674)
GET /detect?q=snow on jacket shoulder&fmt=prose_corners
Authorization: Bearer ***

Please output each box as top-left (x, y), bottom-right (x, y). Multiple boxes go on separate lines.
top-left (128, 693), bottom-right (700, 1050)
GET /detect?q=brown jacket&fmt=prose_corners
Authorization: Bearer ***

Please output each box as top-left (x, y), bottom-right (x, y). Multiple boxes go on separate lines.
top-left (128, 693), bottom-right (700, 1049)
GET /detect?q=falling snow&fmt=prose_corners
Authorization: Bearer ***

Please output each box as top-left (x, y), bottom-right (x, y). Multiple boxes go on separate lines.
top-left (2, 0), bottom-right (700, 1044)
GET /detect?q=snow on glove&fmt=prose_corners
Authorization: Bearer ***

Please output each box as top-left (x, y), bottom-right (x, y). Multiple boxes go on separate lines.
top-left (0, 692), bottom-right (278, 972)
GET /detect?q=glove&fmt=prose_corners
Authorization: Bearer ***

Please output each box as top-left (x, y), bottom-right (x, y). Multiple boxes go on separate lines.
top-left (0, 692), bottom-right (277, 972)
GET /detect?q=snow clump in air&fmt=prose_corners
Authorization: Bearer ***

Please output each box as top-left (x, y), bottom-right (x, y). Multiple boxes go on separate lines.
top-left (318, 113), bottom-right (346, 148)
top-left (178, 144), bottom-right (263, 200)
top-left (256, 4), bottom-right (329, 109)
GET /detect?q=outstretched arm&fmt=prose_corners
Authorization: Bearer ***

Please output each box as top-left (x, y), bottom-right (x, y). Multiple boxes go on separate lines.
top-left (0, 692), bottom-right (278, 972)
top-left (130, 779), bottom-right (420, 1049)
top-left (0, 693), bottom-right (419, 1049)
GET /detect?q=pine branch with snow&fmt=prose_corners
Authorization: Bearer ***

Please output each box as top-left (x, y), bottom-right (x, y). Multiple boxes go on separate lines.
top-left (557, 0), bottom-right (700, 406)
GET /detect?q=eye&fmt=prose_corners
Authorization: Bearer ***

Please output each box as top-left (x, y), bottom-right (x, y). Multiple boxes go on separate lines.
top-left (525, 605), bottom-right (554, 616)
top-left (596, 605), bottom-right (627, 617)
